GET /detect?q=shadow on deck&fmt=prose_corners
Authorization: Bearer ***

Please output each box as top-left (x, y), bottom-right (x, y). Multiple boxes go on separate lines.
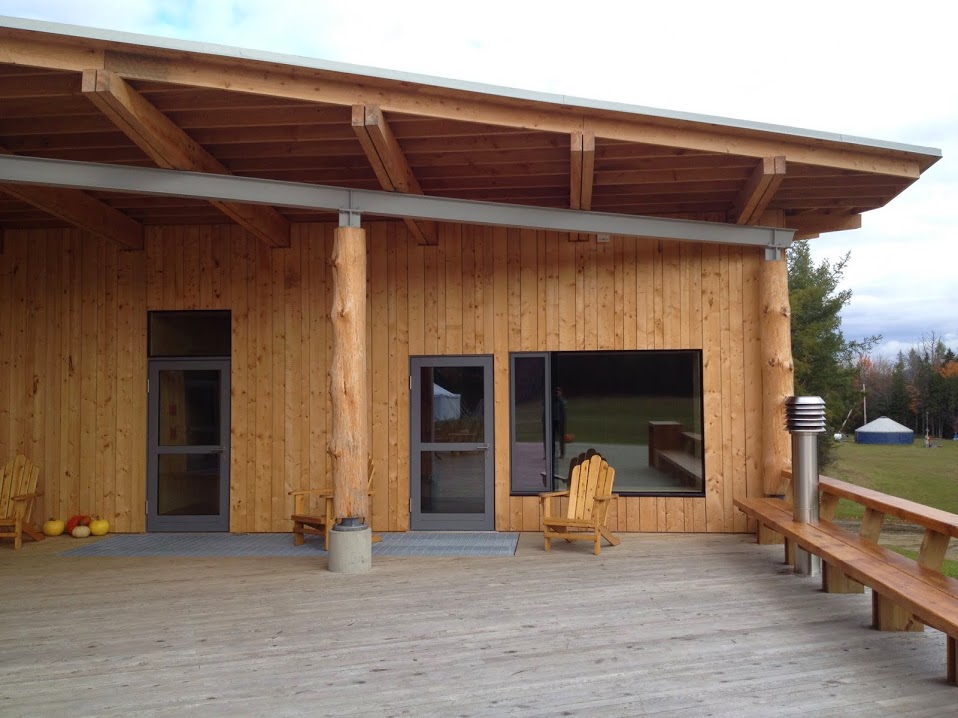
top-left (1, 532), bottom-right (954, 716)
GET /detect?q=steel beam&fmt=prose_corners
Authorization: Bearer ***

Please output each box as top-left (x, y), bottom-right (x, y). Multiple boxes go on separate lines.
top-left (0, 154), bottom-right (794, 249)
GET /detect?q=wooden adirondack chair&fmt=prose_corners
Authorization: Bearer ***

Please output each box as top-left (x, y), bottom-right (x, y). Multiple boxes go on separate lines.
top-left (289, 459), bottom-right (380, 548)
top-left (0, 454), bottom-right (43, 550)
top-left (540, 452), bottom-right (620, 555)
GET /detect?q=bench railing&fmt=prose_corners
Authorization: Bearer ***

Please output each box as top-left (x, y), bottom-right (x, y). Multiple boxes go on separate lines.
top-left (781, 468), bottom-right (957, 573)
top-left (735, 473), bottom-right (958, 685)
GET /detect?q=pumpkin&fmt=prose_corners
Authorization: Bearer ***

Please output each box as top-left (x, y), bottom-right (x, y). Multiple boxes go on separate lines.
top-left (65, 515), bottom-right (91, 534)
top-left (71, 525), bottom-right (91, 538)
top-left (89, 517), bottom-right (110, 536)
top-left (42, 518), bottom-right (65, 537)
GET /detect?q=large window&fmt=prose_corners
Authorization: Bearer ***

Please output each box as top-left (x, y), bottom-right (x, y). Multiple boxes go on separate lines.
top-left (510, 351), bottom-right (704, 496)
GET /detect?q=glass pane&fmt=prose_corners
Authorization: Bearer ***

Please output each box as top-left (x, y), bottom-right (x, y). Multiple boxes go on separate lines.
top-left (419, 366), bottom-right (485, 443)
top-left (149, 311), bottom-right (230, 357)
top-left (419, 450), bottom-right (484, 514)
top-left (158, 370), bottom-right (221, 446)
top-left (157, 453), bottom-right (220, 516)
top-left (511, 356), bottom-right (548, 493)
top-left (552, 351), bottom-right (704, 495)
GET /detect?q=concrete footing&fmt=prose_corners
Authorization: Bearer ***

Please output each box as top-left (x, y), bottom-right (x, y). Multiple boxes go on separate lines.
top-left (327, 524), bottom-right (372, 573)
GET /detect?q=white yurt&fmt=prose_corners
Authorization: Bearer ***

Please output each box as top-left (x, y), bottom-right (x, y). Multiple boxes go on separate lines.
top-left (854, 416), bottom-right (915, 445)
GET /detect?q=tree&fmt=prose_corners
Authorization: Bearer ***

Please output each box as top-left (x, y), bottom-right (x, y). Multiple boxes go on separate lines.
top-left (787, 241), bottom-right (879, 466)
top-left (886, 354), bottom-right (912, 425)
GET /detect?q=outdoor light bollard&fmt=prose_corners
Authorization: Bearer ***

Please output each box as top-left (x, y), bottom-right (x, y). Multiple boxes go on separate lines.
top-left (785, 396), bottom-right (827, 577)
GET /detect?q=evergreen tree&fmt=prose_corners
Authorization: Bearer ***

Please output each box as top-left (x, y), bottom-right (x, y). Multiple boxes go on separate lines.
top-left (886, 354), bottom-right (911, 426)
top-left (787, 241), bottom-right (879, 465)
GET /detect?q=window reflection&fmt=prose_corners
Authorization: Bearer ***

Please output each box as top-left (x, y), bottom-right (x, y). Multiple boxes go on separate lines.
top-left (419, 366), bottom-right (485, 443)
top-left (510, 351), bottom-right (704, 495)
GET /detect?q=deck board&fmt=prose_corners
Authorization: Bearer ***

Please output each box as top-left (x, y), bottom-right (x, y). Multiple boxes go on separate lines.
top-left (1, 533), bottom-right (954, 716)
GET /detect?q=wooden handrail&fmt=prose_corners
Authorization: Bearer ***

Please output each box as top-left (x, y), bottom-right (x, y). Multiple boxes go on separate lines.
top-left (819, 476), bottom-right (958, 540)
top-left (780, 468), bottom-right (958, 540)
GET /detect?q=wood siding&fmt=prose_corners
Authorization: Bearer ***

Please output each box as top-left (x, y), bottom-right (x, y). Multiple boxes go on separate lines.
top-left (0, 223), bottom-right (766, 533)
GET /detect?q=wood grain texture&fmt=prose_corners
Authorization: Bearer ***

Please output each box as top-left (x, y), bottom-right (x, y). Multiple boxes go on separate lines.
top-left (3, 533), bottom-right (955, 714)
top-left (0, 222), bottom-right (770, 534)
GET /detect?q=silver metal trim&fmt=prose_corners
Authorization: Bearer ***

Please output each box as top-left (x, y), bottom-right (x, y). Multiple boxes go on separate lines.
top-left (0, 154), bottom-right (794, 249)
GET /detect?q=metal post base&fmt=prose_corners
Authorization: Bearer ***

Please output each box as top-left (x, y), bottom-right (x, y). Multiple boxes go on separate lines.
top-left (793, 546), bottom-right (821, 577)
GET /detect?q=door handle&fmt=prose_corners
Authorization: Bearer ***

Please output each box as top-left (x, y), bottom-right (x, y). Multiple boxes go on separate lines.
top-left (477, 444), bottom-right (489, 450)
top-left (210, 446), bottom-right (226, 453)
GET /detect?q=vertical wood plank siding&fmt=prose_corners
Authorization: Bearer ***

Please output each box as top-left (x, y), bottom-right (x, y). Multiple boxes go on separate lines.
top-left (0, 223), bottom-right (765, 534)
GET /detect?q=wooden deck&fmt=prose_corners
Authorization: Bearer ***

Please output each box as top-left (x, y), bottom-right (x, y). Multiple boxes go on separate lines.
top-left (2, 533), bottom-right (955, 716)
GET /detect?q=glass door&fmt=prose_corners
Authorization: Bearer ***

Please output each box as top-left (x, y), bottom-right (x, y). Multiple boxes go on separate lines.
top-left (147, 359), bottom-right (230, 531)
top-left (410, 356), bottom-right (494, 530)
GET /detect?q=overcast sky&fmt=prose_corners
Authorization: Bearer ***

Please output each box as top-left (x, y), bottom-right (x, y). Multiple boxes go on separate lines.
top-left (2, 0), bottom-right (955, 359)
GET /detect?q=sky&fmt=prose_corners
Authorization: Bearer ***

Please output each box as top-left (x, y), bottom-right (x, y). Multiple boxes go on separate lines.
top-left (1, 0), bottom-right (955, 359)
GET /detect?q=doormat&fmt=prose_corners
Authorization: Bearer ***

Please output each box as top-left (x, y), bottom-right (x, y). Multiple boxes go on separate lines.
top-left (61, 531), bottom-right (519, 558)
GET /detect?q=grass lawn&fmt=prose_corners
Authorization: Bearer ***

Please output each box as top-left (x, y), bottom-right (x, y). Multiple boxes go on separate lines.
top-left (890, 547), bottom-right (958, 578)
top-left (514, 395), bottom-right (699, 444)
top-left (824, 438), bottom-right (958, 521)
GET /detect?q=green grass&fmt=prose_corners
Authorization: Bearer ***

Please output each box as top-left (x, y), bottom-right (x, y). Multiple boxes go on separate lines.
top-left (513, 395), bottom-right (699, 444)
top-left (825, 439), bottom-right (958, 521)
top-left (889, 547), bottom-right (958, 578)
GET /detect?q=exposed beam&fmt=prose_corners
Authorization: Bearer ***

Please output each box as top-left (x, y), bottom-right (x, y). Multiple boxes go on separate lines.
top-left (570, 129), bottom-right (595, 211)
top-left (786, 213), bottom-right (862, 235)
top-left (0, 26), bottom-right (926, 179)
top-left (733, 156), bottom-right (786, 225)
top-left (0, 154), bottom-right (796, 250)
top-left (0, 146), bottom-right (143, 249)
top-left (351, 104), bottom-right (437, 245)
top-left (81, 69), bottom-right (290, 248)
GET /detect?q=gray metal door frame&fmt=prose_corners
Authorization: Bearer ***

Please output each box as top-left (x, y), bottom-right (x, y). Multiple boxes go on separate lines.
top-left (410, 355), bottom-right (495, 531)
top-left (147, 358), bottom-right (231, 532)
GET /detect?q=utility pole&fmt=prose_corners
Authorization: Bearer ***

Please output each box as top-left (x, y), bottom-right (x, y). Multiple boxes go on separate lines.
top-left (862, 383), bottom-right (867, 426)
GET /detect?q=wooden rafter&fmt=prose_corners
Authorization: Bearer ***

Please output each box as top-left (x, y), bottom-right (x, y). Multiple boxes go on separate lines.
top-left (0, 146), bottom-right (143, 249)
top-left (733, 156), bottom-right (786, 225)
top-left (786, 213), bottom-right (862, 235)
top-left (0, 30), bottom-right (926, 179)
top-left (351, 104), bottom-right (437, 246)
top-left (81, 69), bottom-right (290, 248)
top-left (570, 129), bottom-right (595, 211)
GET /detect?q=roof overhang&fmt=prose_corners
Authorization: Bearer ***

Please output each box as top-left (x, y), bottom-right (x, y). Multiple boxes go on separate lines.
top-left (0, 154), bottom-right (794, 249)
top-left (0, 15), bottom-right (941, 167)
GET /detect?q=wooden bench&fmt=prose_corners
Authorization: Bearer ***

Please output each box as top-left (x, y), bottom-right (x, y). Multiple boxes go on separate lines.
top-left (735, 472), bottom-right (958, 685)
top-left (655, 449), bottom-right (702, 486)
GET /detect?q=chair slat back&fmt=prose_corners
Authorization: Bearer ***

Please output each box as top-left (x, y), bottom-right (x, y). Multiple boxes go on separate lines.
top-left (567, 453), bottom-right (604, 521)
top-left (594, 466), bottom-right (616, 526)
top-left (0, 455), bottom-right (38, 517)
top-left (0, 459), bottom-right (12, 518)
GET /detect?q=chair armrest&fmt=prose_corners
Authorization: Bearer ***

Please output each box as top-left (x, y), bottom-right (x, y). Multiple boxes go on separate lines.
top-left (12, 492), bottom-right (41, 502)
top-left (538, 491), bottom-right (570, 499)
top-left (288, 488), bottom-right (333, 497)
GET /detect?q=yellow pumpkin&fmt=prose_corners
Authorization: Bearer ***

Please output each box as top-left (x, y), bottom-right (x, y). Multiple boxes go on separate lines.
top-left (89, 517), bottom-right (110, 536)
top-left (71, 525), bottom-right (91, 538)
top-left (42, 518), bottom-right (65, 537)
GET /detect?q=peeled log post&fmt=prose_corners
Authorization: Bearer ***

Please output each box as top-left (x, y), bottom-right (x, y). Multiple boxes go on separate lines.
top-left (330, 226), bottom-right (369, 521)
top-left (760, 253), bottom-right (794, 497)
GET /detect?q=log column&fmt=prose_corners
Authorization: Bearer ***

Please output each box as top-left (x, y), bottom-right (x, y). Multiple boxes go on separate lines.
top-left (760, 250), bottom-right (794, 499)
top-left (328, 222), bottom-right (371, 572)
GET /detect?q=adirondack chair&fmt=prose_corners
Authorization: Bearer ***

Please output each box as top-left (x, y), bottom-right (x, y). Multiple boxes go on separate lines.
top-left (540, 452), bottom-right (620, 555)
top-left (0, 454), bottom-right (43, 550)
top-left (289, 459), bottom-right (380, 548)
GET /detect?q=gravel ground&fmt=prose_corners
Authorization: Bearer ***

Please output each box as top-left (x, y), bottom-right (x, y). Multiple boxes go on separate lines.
top-left (835, 520), bottom-right (958, 561)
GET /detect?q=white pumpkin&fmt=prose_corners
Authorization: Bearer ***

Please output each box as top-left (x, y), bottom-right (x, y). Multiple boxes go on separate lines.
top-left (71, 525), bottom-right (92, 538)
